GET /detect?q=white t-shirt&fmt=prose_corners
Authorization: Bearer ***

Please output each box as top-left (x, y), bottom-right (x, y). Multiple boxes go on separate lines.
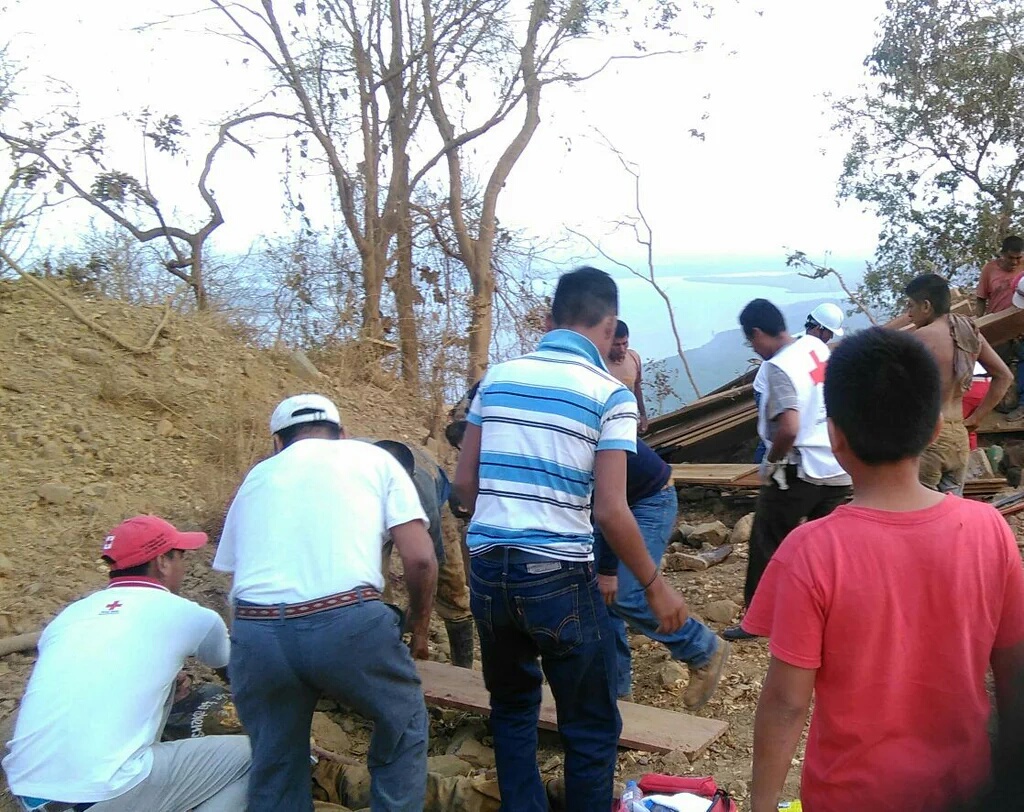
top-left (214, 438), bottom-right (428, 604)
top-left (3, 581), bottom-right (229, 803)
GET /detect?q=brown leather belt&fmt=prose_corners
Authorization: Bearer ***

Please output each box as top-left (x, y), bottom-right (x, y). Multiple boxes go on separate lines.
top-left (234, 587), bottom-right (381, 620)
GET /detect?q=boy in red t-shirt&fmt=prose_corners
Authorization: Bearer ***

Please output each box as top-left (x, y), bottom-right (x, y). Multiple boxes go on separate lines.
top-left (745, 327), bottom-right (1024, 812)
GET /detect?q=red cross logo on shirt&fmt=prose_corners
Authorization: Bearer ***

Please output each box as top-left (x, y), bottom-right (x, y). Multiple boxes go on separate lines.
top-left (809, 351), bottom-right (827, 385)
top-left (105, 600), bottom-right (122, 611)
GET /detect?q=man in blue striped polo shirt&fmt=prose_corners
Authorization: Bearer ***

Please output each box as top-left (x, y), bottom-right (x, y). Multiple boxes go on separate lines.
top-left (454, 267), bottom-right (689, 812)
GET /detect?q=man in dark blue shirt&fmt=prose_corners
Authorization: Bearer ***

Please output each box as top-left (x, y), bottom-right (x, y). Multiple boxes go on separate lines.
top-left (594, 440), bottom-right (730, 709)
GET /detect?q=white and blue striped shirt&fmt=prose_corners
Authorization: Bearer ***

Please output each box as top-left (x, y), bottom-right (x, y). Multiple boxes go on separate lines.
top-left (466, 329), bottom-right (639, 561)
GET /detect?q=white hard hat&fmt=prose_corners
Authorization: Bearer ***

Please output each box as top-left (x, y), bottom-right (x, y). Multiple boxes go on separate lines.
top-left (808, 302), bottom-right (845, 337)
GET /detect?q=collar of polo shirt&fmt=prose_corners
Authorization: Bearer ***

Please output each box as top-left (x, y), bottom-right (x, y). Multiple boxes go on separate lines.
top-left (538, 329), bottom-right (610, 371)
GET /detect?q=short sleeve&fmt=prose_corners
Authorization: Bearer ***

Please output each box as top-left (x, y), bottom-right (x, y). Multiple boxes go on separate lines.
top-left (382, 454), bottom-right (430, 530)
top-left (976, 266), bottom-right (991, 299)
top-left (194, 609), bottom-right (231, 668)
top-left (995, 524), bottom-right (1024, 649)
top-left (212, 499), bottom-right (239, 573)
top-left (467, 373), bottom-right (490, 426)
top-left (743, 535), bottom-right (826, 670)
top-left (765, 364), bottom-right (798, 420)
top-left (597, 387), bottom-right (638, 452)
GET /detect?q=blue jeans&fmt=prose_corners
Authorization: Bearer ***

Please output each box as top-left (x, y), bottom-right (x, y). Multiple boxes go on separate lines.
top-left (230, 599), bottom-right (427, 812)
top-left (470, 553), bottom-right (621, 812)
top-left (596, 487), bottom-right (719, 697)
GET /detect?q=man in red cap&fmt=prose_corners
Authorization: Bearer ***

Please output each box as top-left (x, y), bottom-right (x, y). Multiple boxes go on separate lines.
top-left (2, 516), bottom-right (251, 812)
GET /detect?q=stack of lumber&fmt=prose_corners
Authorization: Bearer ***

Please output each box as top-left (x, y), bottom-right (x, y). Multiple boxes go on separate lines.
top-left (963, 478), bottom-right (1007, 500)
top-left (645, 382), bottom-right (757, 458)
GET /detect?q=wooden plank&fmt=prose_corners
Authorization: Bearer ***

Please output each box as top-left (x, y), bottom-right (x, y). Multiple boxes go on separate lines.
top-left (416, 660), bottom-right (728, 758)
top-left (671, 464), bottom-right (759, 485)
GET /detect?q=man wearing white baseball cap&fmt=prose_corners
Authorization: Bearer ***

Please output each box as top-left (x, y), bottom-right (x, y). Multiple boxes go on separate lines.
top-left (3, 516), bottom-right (251, 812)
top-left (216, 393), bottom-right (437, 812)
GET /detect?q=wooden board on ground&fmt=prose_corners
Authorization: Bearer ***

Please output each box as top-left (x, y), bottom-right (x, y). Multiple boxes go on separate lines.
top-left (416, 660), bottom-right (728, 758)
top-left (671, 463), bottom-right (759, 486)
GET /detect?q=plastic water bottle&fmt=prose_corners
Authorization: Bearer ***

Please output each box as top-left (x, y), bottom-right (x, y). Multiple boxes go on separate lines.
top-left (618, 780), bottom-right (644, 811)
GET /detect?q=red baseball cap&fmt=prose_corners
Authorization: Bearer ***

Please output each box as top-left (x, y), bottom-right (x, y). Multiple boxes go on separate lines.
top-left (101, 515), bottom-right (208, 569)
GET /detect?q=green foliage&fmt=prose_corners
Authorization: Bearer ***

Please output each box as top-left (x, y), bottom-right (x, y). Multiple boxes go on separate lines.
top-left (837, 0), bottom-right (1024, 316)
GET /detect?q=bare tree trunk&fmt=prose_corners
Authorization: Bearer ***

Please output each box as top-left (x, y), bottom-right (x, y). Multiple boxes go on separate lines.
top-left (392, 203), bottom-right (420, 387)
top-left (466, 254), bottom-right (495, 384)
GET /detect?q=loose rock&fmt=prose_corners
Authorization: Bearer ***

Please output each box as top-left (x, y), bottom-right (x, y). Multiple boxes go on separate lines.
top-left (688, 521), bottom-right (730, 547)
top-left (38, 482), bottom-right (73, 505)
top-left (69, 347), bottom-right (106, 366)
top-left (289, 350), bottom-right (324, 381)
top-left (427, 754), bottom-right (474, 778)
top-left (730, 513), bottom-right (755, 546)
top-left (447, 737), bottom-right (496, 769)
top-left (704, 599), bottom-right (741, 624)
top-left (311, 712), bottom-right (351, 755)
top-left (659, 660), bottom-right (687, 688)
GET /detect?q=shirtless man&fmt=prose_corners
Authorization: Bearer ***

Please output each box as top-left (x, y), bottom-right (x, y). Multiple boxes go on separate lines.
top-left (905, 273), bottom-right (1011, 494)
top-left (607, 320), bottom-right (649, 433)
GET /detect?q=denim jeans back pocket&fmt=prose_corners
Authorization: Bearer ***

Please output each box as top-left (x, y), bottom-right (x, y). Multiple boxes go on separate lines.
top-left (515, 584), bottom-right (582, 658)
top-left (470, 587), bottom-right (494, 642)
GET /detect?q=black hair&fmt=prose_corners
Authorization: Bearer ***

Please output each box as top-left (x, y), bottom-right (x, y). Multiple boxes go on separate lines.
top-left (275, 420), bottom-right (342, 448)
top-left (615, 320), bottom-right (629, 339)
top-left (444, 420), bottom-right (467, 449)
top-left (905, 273), bottom-right (951, 316)
top-left (825, 327), bottom-right (940, 464)
top-left (374, 439), bottom-right (416, 476)
top-left (107, 548), bottom-right (182, 579)
top-left (1002, 235), bottom-right (1024, 254)
top-left (550, 266), bottom-right (618, 328)
top-left (739, 299), bottom-right (786, 338)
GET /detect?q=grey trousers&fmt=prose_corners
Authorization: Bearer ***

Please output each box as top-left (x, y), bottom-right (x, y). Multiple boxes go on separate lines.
top-left (86, 735), bottom-right (251, 812)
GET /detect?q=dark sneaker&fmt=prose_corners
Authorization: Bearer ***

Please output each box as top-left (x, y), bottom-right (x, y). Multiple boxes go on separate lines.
top-left (683, 638), bottom-right (731, 711)
top-left (722, 625), bottom-right (759, 642)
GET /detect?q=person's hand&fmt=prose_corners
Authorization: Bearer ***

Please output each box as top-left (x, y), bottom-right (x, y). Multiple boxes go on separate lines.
top-left (597, 574), bottom-right (618, 606)
top-left (408, 631), bottom-right (430, 660)
top-left (639, 415), bottom-right (649, 434)
top-left (174, 671), bottom-right (191, 702)
top-left (645, 575), bottom-right (688, 633)
top-left (964, 413), bottom-right (981, 432)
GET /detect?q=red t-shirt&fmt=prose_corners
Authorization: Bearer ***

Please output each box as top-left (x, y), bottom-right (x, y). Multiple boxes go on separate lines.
top-left (744, 496), bottom-right (1024, 811)
top-left (976, 259), bottom-right (1022, 314)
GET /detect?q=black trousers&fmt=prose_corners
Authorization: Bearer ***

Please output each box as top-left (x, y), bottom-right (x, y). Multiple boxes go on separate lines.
top-left (743, 465), bottom-right (851, 606)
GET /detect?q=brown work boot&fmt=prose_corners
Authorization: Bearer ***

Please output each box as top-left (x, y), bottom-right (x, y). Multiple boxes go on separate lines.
top-left (683, 638), bottom-right (731, 711)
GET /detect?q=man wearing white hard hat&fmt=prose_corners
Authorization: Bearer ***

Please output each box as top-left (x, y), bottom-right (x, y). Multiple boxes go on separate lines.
top-left (215, 394), bottom-right (438, 812)
top-left (804, 302), bottom-right (845, 342)
top-left (752, 302), bottom-right (845, 464)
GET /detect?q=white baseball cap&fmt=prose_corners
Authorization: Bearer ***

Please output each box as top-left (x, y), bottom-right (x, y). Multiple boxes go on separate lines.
top-left (270, 393), bottom-right (341, 435)
top-left (1012, 276), bottom-right (1024, 309)
top-left (808, 302), bottom-right (845, 336)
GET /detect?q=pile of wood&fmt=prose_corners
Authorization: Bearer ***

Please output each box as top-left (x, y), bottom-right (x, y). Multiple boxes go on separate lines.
top-left (962, 478), bottom-right (1008, 500)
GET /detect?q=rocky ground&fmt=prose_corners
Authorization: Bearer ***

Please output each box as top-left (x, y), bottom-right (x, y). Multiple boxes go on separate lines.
top-left (2, 278), bottom-right (1023, 811)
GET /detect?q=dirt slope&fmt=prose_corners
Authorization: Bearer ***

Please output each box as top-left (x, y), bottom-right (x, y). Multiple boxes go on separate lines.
top-left (0, 278), bottom-right (435, 725)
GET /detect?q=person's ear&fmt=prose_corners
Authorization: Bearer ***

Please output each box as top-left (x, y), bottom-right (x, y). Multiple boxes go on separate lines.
top-left (272, 434), bottom-right (284, 454)
top-left (339, 426), bottom-right (348, 440)
top-left (153, 552), bottom-right (174, 579)
top-left (544, 314), bottom-right (555, 332)
top-left (827, 418), bottom-right (848, 457)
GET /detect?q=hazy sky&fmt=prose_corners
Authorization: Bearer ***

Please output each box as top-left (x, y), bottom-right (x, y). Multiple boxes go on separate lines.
top-left (2, 0), bottom-right (889, 269)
